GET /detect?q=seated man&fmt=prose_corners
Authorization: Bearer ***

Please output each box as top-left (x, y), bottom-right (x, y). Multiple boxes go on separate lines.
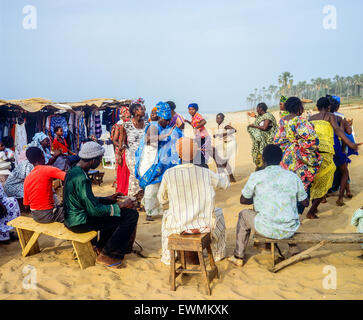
top-left (23, 147), bottom-right (66, 223)
top-left (229, 144), bottom-right (309, 266)
top-left (158, 137), bottom-right (230, 265)
top-left (63, 141), bottom-right (139, 269)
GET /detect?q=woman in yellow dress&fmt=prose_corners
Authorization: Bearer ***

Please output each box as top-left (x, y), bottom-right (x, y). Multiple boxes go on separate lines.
top-left (307, 97), bottom-right (359, 219)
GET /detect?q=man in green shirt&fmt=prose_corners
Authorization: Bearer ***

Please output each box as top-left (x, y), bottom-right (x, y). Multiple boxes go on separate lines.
top-left (63, 141), bottom-right (139, 268)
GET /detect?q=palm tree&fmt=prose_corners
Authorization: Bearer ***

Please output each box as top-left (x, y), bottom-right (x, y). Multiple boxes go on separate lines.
top-left (278, 72), bottom-right (293, 96)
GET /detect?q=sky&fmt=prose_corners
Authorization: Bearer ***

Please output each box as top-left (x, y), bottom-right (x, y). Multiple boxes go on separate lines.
top-left (0, 0), bottom-right (362, 114)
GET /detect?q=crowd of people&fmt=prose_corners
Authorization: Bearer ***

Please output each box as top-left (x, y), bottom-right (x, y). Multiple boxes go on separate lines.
top-left (0, 96), bottom-right (362, 268)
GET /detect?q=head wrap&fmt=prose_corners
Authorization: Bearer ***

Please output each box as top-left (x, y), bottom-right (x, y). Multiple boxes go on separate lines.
top-left (156, 102), bottom-right (172, 120)
top-left (280, 96), bottom-right (288, 103)
top-left (332, 96), bottom-right (341, 104)
top-left (79, 141), bottom-right (105, 160)
top-left (188, 103), bottom-right (199, 111)
top-left (175, 137), bottom-right (198, 162)
top-left (27, 132), bottom-right (51, 163)
top-left (31, 132), bottom-right (48, 145)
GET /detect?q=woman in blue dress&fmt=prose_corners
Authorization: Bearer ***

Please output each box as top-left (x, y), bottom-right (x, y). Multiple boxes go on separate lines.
top-left (135, 102), bottom-right (183, 221)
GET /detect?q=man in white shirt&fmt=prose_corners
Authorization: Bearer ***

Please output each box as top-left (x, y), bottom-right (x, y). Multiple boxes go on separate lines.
top-left (158, 137), bottom-right (230, 265)
top-left (229, 144), bottom-right (309, 266)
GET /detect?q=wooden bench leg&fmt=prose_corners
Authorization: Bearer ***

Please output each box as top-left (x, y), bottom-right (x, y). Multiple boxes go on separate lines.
top-left (198, 251), bottom-right (211, 296)
top-left (72, 241), bottom-right (96, 270)
top-left (271, 243), bottom-right (275, 268)
top-left (180, 250), bottom-right (186, 270)
top-left (170, 250), bottom-right (176, 291)
top-left (206, 245), bottom-right (219, 279)
top-left (17, 228), bottom-right (40, 256)
top-left (22, 232), bottom-right (41, 257)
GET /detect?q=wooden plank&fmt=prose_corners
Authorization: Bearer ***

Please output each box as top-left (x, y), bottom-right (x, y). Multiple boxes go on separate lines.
top-left (254, 232), bottom-right (363, 244)
top-left (169, 241), bottom-right (203, 252)
top-left (17, 228), bottom-right (40, 256)
top-left (170, 250), bottom-right (176, 291)
top-left (206, 245), bottom-right (219, 279)
top-left (180, 251), bottom-right (186, 270)
top-left (198, 251), bottom-right (211, 296)
top-left (22, 232), bottom-right (41, 257)
top-left (72, 241), bottom-right (96, 270)
top-left (270, 240), bottom-right (327, 273)
top-left (8, 217), bottom-right (97, 243)
top-left (271, 243), bottom-right (275, 268)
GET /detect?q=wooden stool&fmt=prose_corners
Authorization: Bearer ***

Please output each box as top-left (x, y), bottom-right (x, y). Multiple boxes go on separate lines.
top-left (168, 233), bottom-right (219, 295)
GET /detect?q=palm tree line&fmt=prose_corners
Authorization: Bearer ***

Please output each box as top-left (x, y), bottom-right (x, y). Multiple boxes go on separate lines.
top-left (246, 72), bottom-right (363, 109)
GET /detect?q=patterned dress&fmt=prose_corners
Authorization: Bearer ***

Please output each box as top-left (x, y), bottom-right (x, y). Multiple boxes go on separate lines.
top-left (247, 112), bottom-right (277, 168)
top-left (274, 116), bottom-right (321, 190)
top-left (4, 160), bottom-right (34, 198)
top-left (123, 120), bottom-right (146, 197)
top-left (0, 183), bottom-right (21, 241)
top-left (310, 120), bottom-right (336, 200)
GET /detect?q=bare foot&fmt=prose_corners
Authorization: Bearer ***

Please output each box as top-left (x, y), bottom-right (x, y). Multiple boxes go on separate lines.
top-left (229, 175), bottom-right (237, 183)
top-left (345, 192), bottom-right (353, 199)
top-left (336, 199), bottom-right (345, 207)
top-left (96, 253), bottom-right (125, 269)
top-left (321, 196), bottom-right (327, 204)
top-left (306, 213), bottom-right (319, 219)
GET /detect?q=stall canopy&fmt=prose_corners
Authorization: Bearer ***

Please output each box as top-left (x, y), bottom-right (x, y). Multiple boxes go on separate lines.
top-left (0, 97), bottom-right (126, 113)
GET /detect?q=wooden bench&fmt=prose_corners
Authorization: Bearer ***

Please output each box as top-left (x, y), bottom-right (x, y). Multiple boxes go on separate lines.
top-left (253, 232), bottom-right (363, 273)
top-left (7, 216), bottom-right (98, 270)
top-left (168, 233), bottom-right (219, 295)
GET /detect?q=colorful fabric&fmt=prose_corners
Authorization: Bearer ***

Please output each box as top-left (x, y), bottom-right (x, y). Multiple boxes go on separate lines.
top-left (123, 120), bottom-right (146, 197)
top-left (169, 113), bottom-right (184, 128)
top-left (23, 165), bottom-right (66, 211)
top-left (274, 116), bottom-right (322, 190)
top-left (50, 116), bottom-right (68, 139)
top-left (94, 111), bottom-right (102, 139)
top-left (63, 166), bottom-right (121, 228)
top-left (0, 183), bottom-right (20, 241)
top-left (52, 137), bottom-right (69, 154)
top-left (191, 112), bottom-right (209, 139)
top-left (332, 96), bottom-right (341, 104)
top-left (310, 120), bottom-right (336, 200)
top-left (120, 106), bottom-right (131, 122)
top-left (158, 163), bottom-right (229, 265)
top-left (242, 165), bottom-right (307, 239)
top-left (280, 111), bottom-right (290, 118)
top-left (4, 160), bottom-right (34, 198)
top-left (135, 122), bottom-right (182, 189)
top-left (280, 95), bottom-right (288, 103)
top-left (247, 112), bottom-right (277, 168)
top-left (111, 121), bottom-right (130, 195)
top-left (156, 102), bottom-right (172, 120)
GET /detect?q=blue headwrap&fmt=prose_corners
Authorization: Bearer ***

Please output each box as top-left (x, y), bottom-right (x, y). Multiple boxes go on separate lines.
top-left (188, 103), bottom-right (199, 111)
top-left (332, 96), bottom-right (341, 104)
top-left (156, 102), bottom-right (172, 120)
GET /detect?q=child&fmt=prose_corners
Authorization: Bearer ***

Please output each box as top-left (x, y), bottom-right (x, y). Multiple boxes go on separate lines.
top-left (52, 126), bottom-right (76, 156)
top-left (351, 206), bottom-right (363, 259)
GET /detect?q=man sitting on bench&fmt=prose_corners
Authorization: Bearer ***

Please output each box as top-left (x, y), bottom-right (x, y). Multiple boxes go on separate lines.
top-left (63, 141), bottom-right (139, 269)
top-left (23, 147), bottom-right (66, 223)
top-left (228, 144), bottom-right (309, 266)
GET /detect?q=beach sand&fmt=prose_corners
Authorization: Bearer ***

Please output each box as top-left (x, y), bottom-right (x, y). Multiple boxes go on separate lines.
top-left (1, 106), bottom-right (363, 300)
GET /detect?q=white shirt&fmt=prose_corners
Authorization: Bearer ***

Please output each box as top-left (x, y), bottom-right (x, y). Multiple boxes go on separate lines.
top-left (158, 163), bottom-right (230, 232)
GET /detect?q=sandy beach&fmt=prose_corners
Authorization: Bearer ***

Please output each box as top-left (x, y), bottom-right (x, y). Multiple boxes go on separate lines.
top-left (1, 106), bottom-right (363, 300)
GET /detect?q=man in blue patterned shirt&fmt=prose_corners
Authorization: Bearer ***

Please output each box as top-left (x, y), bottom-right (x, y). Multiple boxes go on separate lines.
top-left (229, 144), bottom-right (309, 266)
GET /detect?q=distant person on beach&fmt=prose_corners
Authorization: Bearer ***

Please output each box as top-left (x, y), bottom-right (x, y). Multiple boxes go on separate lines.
top-left (327, 95), bottom-right (357, 205)
top-left (307, 97), bottom-right (359, 219)
top-left (184, 103), bottom-right (211, 168)
top-left (167, 101), bottom-right (185, 130)
top-left (23, 147), bottom-right (66, 223)
top-left (63, 141), bottom-right (139, 269)
top-left (228, 144), bottom-right (309, 267)
top-left (279, 95), bottom-right (289, 117)
top-left (213, 113), bottom-right (237, 183)
top-left (158, 137), bottom-right (229, 265)
top-left (247, 102), bottom-right (277, 170)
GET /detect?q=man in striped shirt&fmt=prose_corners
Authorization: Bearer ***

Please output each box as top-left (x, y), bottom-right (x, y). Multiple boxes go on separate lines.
top-left (158, 137), bottom-right (230, 265)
